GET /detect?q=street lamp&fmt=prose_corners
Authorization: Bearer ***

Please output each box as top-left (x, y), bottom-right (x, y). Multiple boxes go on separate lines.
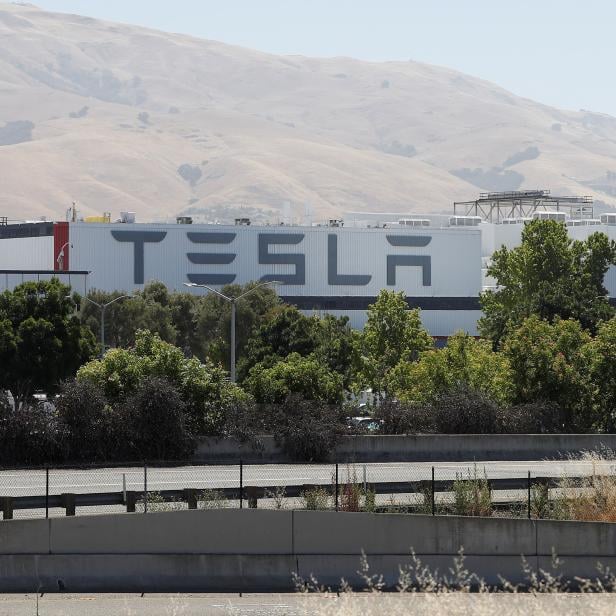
top-left (81, 294), bottom-right (135, 358)
top-left (56, 242), bottom-right (72, 271)
top-left (184, 280), bottom-right (282, 382)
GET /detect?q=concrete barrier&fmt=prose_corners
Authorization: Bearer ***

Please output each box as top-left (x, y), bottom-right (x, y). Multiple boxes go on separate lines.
top-left (49, 509), bottom-right (292, 554)
top-left (195, 433), bottom-right (616, 463)
top-left (1, 510), bottom-right (616, 591)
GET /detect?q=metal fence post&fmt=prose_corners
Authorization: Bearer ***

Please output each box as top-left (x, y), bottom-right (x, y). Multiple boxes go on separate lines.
top-left (239, 460), bottom-right (243, 509)
top-left (144, 462), bottom-right (148, 514)
top-left (335, 463), bottom-right (339, 512)
top-left (431, 466), bottom-right (435, 516)
top-left (45, 466), bottom-right (49, 519)
top-left (527, 470), bottom-right (531, 519)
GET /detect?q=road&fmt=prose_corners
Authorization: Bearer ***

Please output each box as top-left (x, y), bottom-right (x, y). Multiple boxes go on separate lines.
top-left (0, 593), bottom-right (613, 616)
top-left (0, 459), bottom-right (612, 497)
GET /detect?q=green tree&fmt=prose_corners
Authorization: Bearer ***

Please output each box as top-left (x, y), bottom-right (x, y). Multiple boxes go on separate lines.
top-left (169, 292), bottom-right (199, 355)
top-left (387, 332), bottom-right (512, 406)
top-left (0, 279), bottom-right (96, 405)
top-left (357, 290), bottom-right (433, 394)
top-left (77, 329), bottom-right (250, 434)
top-left (237, 305), bottom-right (318, 380)
top-left (119, 376), bottom-right (193, 460)
top-left (502, 316), bottom-right (594, 431)
top-left (193, 281), bottom-right (280, 368)
top-left (480, 220), bottom-right (616, 347)
top-left (584, 317), bottom-right (616, 431)
top-left (312, 314), bottom-right (359, 388)
top-left (80, 282), bottom-right (177, 350)
top-left (243, 352), bottom-right (344, 404)
top-left (238, 306), bottom-right (357, 387)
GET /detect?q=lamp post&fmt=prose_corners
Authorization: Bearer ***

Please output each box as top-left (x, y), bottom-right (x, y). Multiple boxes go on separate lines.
top-left (184, 280), bottom-right (281, 382)
top-left (56, 242), bottom-right (72, 271)
top-left (81, 294), bottom-right (134, 358)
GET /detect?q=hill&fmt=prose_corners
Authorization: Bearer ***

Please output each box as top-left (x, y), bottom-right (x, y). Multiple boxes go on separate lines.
top-left (2, 2), bottom-right (616, 223)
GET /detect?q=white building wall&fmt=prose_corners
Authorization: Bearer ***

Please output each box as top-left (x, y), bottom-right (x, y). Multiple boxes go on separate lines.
top-left (0, 236), bottom-right (53, 269)
top-left (306, 309), bottom-right (482, 337)
top-left (69, 223), bottom-right (482, 298)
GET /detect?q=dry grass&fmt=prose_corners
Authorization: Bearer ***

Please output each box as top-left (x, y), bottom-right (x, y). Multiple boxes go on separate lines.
top-left (290, 550), bottom-right (616, 615)
top-left (291, 593), bottom-right (616, 616)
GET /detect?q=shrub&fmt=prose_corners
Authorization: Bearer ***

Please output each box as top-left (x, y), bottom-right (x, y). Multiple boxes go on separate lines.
top-left (198, 489), bottom-right (228, 509)
top-left (0, 402), bottom-right (61, 465)
top-left (56, 379), bottom-right (114, 461)
top-left (269, 394), bottom-right (346, 462)
top-left (431, 386), bottom-right (501, 434)
top-left (503, 400), bottom-right (563, 433)
top-left (452, 466), bottom-right (493, 517)
top-left (119, 376), bottom-right (193, 461)
top-left (244, 353), bottom-right (344, 404)
top-left (302, 487), bottom-right (330, 510)
top-left (373, 398), bottom-right (435, 434)
top-left (374, 388), bottom-right (563, 435)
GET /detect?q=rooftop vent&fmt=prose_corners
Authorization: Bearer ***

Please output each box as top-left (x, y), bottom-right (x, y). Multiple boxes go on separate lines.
top-left (398, 218), bottom-right (430, 227)
top-left (120, 211), bottom-right (136, 224)
top-left (449, 215), bottom-right (482, 227)
top-left (566, 219), bottom-right (602, 227)
top-left (531, 211), bottom-right (567, 222)
top-left (600, 213), bottom-right (616, 225)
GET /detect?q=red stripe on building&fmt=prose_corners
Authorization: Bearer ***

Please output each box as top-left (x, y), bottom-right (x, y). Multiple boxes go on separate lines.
top-left (53, 222), bottom-right (70, 271)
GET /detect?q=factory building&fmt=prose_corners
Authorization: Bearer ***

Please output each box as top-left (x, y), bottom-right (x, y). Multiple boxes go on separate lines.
top-left (1, 191), bottom-right (615, 338)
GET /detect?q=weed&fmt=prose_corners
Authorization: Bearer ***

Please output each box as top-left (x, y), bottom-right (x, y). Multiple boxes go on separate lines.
top-left (452, 465), bottom-right (492, 517)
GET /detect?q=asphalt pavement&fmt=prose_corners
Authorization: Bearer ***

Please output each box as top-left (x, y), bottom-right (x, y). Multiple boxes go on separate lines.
top-left (0, 593), bottom-right (614, 616)
top-left (0, 459), bottom-right (613, 497)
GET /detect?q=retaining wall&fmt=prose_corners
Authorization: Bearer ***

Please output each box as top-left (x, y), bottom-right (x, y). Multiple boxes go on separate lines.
top-left (1, 510), bottom-right (616, 591)
top-left (195, 433), bottom-right (616, 463)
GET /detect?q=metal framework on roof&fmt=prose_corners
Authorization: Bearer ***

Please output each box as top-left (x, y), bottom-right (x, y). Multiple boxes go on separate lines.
top-left (453, 190), bottom-right (594, 223)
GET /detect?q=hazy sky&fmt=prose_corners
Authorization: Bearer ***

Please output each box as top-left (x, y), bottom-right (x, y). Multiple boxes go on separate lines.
top-left (31, 0), bottom-right (615, 116)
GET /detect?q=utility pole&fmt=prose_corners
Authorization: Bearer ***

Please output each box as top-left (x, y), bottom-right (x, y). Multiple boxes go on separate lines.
top-left (81, 294), bottom-right (134, 358)
top-left (184, 280), bottom-right (281, 382)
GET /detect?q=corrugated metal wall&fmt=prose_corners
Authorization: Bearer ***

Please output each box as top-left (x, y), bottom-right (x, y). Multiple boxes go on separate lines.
top-left (69, 222), bottom-right (482, 297)
top-left (0, 236), bottom-right (54, 269)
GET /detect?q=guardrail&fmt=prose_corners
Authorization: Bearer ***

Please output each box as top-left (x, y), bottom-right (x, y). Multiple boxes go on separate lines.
top-left (0, 474), bottom-right (569, 520)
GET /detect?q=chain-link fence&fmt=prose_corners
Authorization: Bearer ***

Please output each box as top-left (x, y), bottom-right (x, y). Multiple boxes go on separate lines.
top-left (1, 458), bottom-right (615, 522)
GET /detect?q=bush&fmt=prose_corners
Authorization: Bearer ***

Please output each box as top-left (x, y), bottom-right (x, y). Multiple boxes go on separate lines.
top-left (374, 387), bottom-right (563, 435)
top-left (504, 400), bottom-right (563, 433)
top-left (56, 379), bottom-right (114, 461)
top-left (77, 329), bottom-right (250, 436)
top-left (244, 353), bottom-right (344, 404)
top-left (119, 376), bottom-right (193, 461)
top-left (373, 398), bottom-right (435, 434)
top-left (269, 394), bottom-right (346, 462)
top-left (452, 466), bottom-right (493, 517)
top-left (302, 486), bottom-right (330, 510)
top-left (431, 387), bottom-right (501, 434)
top-left (0, 402), bottom-right (61, 465)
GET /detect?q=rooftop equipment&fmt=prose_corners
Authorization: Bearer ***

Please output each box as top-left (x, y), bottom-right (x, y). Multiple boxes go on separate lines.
top-left (176, 216), bottom-right (193, 225)
top-left (453, 190), bottom-right (593, 223)
top-left (120, 212), bottom-right (136, 224)
top-left (566, 219), bottom-right (602, 227)
top-left (531, 210), bottom-right (567, 222)
top-left (234, 218), bottom-right (251, 226)
top-left (398, 219), bottom-right (430, 227)
top-left (501, 217), bottom-right (532, 225)
top-left (449, 215), bottom-right (482, 227)
top-left (84, 212), bottom-right (111, 223)
top-left (600, 213), bottom-right (616, 225)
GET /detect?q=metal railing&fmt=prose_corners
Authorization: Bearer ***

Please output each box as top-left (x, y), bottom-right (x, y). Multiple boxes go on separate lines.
top-left (1, 460), bottom-right (613, 522)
